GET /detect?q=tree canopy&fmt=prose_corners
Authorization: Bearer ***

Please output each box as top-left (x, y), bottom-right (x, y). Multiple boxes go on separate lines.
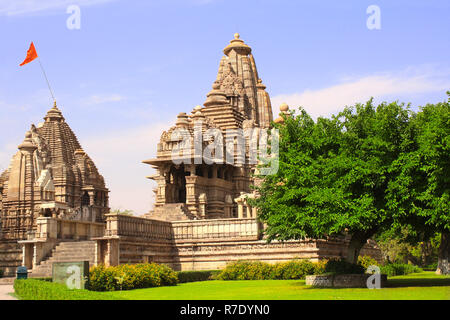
top-left (252, 94), bottom-right (449, 270)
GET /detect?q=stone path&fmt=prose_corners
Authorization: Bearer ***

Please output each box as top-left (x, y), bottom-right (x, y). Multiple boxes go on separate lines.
top-left (0, 283), bottom-right (17, 300)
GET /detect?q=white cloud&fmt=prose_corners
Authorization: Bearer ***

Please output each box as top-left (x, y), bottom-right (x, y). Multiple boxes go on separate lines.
top-left (271, 66), bottom-right (450, 120)
top-left (80, 121), bottom-right (172, 215)
top-left (0, 0), bottom-right (115, 16)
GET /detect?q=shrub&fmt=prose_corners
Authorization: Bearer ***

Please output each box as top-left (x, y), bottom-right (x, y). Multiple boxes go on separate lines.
top-left (314, 260), bottom-right (327, 275)
top-left (177, 270), bottom-right (221, 283)
top-left (14, 279), bottom-right (116, 300)
top-left (324, 259), bottom-right (365, 275)
top-left (217, 261), bottom-right (274, 280)
top-left (272, 260), bottom-right (317, 280)
top-left (217, 259), bottom-right (324, 280)
top-left (357, 255), bottom-right (379, 270)
top-left (89, 263), bottom-right (178, 291)
top-left (423, 262), bottom-right (438, 271)
top-left (380, 263), bottom-right (423, 276)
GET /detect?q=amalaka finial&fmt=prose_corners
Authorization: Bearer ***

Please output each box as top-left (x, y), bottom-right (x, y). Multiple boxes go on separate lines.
top-left (280, 103), bottom-right (289, 112)
top-left (274, 103), bottom-right (290, 124)
top-left (223, 32), bottom-right (251, 55)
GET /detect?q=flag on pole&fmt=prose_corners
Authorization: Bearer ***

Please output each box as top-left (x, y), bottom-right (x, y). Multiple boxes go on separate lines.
top-left (19, 42), bottom-right (56, 101)
top-left (19, 42), bottom-right (38, 66)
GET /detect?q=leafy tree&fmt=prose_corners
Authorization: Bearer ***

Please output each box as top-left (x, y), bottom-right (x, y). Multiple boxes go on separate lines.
top-left (387, 93), bottom-right (449, 274)
top-left (375, 227), bottom-right (440, 266)
top-left (252, 99), bottom-right (415, 263)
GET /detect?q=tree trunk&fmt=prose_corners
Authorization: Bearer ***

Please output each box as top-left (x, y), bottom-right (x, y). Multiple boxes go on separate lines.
top-left (436, 232), bottom-right (449, 275)
top-left (346, 231), bottom-right (371, 264)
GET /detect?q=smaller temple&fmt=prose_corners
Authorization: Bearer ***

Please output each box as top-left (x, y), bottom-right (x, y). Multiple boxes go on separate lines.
top-left (0, 102), bottom-right (109, 241)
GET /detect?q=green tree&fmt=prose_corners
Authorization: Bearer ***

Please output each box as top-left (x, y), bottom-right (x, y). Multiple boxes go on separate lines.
top-left (252, 99), bottom-right (414, 263)
top-left (387, 94), bottom-right (449, 274)
top-left (376, 227), bottom-right (440, 266)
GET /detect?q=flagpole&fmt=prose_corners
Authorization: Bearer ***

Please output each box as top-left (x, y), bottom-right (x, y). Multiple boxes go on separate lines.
top-left (37, 57), bottom-right (56, 103)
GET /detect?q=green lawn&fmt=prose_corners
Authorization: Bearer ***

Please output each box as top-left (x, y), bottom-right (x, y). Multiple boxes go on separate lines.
top-left (105, 272), bottom-right (449, 300)
top-left (14, 272), bottom-right (450, 300)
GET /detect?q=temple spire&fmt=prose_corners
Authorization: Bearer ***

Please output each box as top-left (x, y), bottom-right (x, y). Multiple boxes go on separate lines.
top-left (223, 33), bottom-right (252, 56)
top-left (209, 34), bottom-right (273, 128)
top-left (44, 100), bottom-right (64, 122)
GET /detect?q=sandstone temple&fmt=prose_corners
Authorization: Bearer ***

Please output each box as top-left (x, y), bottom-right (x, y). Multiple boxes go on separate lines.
top-left (0, 34), bottom-right (381, 277)
top-left (143, 33), bottom-right (273, 221)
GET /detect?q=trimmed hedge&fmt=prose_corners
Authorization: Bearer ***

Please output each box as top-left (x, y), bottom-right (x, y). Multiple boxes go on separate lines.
top-left (177, 270), bottom-right (221, 283)
top-left (380, 263), bottom-right (423, 276)
top-left (89, 263), bottom-right (178, 291)
top-left (217, 260), bottom-right (326, 280)
top-left (14, 279), bottom-right (116, 300)
top-left (423, 263), bottom-right (438, 271)
top-left (357, 255), bottom-right (424, 276)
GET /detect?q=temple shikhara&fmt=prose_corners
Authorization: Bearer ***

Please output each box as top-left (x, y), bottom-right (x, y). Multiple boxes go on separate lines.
top-left (0, 103), bottom-right (109, 240)
top-left (143, 33), bottom-right (273, 221)
top-left (0, 35), bottom-right (381, 277)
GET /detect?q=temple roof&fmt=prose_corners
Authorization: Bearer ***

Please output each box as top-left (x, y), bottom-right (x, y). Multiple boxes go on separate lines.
top-left (223, 33), bottom-right (252, 56)
top-left (0, 101), bottom-right (108, 211)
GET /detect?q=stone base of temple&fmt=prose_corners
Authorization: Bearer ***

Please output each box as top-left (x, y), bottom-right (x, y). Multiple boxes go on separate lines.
top-left (6, 214), bottom-right (383, 277)
top-left (94, 214), bottom-right (383, 271)
top-left (97, 236), bottom-right (382, 272)
top-left (0, 240), bottom-right (23, 277)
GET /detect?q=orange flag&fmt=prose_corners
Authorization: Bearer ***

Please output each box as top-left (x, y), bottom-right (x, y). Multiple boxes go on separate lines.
top-left (19, 42), bottom-right (38, 66)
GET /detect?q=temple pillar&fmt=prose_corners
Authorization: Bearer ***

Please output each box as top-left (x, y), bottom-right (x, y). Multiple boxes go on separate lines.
top-left (199, 193), bottom-right (207, 218)
top-left (246, 205), bottom-right (251, 218)
top-left (237, 202), bottom-right (244, 218)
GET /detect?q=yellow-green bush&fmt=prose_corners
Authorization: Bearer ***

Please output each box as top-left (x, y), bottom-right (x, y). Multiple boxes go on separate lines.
top-left (357, 255), bottom-right (379, 270)
top-left (89, 263), bottom-right (178, 291)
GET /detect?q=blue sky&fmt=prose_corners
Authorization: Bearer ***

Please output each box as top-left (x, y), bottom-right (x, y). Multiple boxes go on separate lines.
top-left (0, 0), bottom-right (449, 214)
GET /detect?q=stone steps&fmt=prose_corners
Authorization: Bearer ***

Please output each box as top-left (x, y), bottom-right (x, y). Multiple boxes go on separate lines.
top-left (149, 203), bottom-right (196, 221)
top-left (30, 241), bottom-right (96, 278)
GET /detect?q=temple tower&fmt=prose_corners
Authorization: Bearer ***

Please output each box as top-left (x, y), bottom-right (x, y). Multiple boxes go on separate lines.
top-left (0, 102), bottom-right (109, 240)
top-left (143, 34), bottom-right (273, 221)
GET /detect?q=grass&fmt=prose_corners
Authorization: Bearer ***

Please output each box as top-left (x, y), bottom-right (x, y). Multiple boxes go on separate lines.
top-left (107, 272), bottom-right (449, 300)
top-left (14, 272), bottom-right (450, 300)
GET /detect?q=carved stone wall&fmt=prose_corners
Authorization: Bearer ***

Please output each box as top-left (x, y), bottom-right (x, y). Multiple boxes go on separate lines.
top-left (96, 214), bottom-right (383, 271)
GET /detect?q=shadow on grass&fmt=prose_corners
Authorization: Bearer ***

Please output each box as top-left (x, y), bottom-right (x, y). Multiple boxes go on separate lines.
top-left (386, 277), bottom-right (450, 288)
top-left (300, 277), bottom-right (450, 289)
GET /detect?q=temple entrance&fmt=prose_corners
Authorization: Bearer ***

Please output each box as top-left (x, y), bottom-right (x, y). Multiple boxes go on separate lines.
top-left (81, 192), bottom-right (90, 206)
top-left (167, 165), bottom-right (187, 203)
top-left (178, 173), bottom-right (186, 203)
